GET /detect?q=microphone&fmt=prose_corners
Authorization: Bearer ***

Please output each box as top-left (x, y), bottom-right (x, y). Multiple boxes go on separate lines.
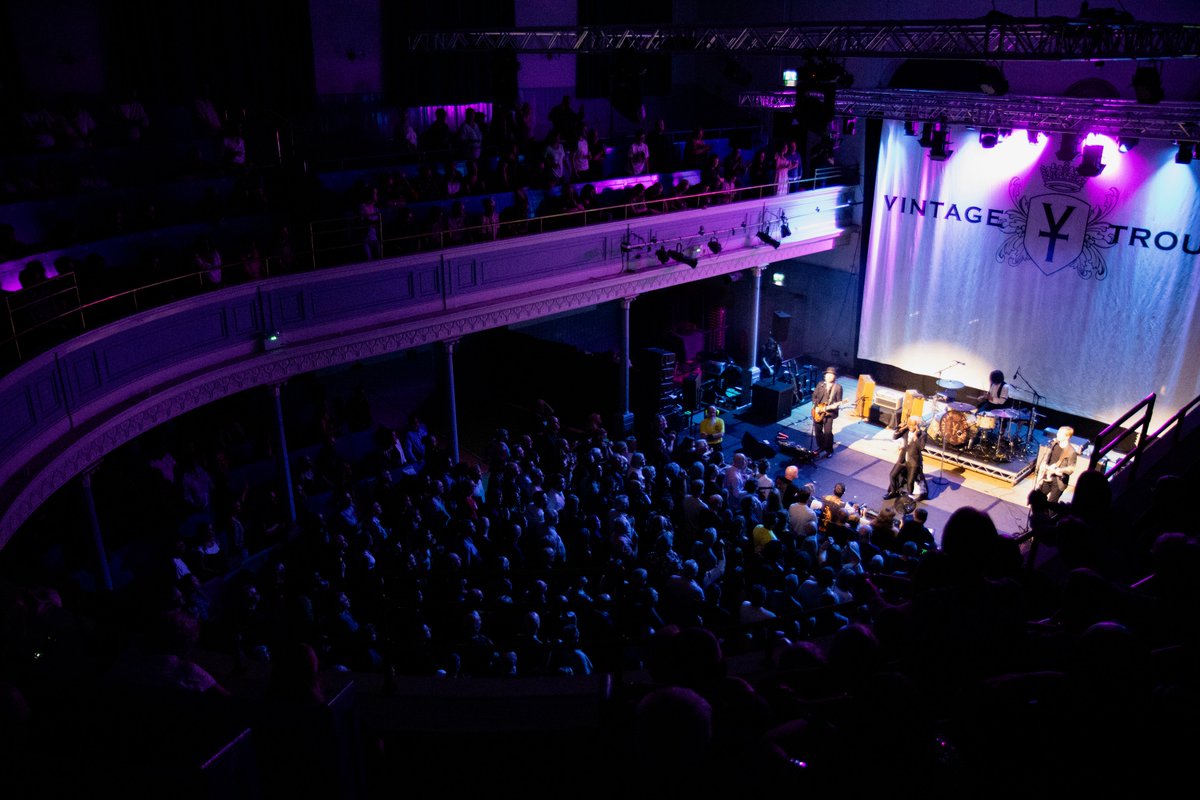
top-left (954, 360), bottom-right (966, 366)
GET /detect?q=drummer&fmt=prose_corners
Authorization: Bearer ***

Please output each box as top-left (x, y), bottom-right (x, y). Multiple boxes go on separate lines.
top-left (975, 370), bottom-right (1011, 414)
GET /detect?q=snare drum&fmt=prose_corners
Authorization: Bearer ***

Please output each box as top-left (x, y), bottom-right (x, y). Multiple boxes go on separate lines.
top-left (977, 413), bottom-right (998, 431)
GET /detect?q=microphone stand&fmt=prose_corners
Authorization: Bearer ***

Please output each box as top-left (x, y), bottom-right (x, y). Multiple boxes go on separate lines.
top-left (1012, 367), bottom-right (1045, 455)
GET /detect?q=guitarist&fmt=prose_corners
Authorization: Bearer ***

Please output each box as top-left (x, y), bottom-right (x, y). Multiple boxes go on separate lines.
top-left (1036, 426), bottom-right (1079, 502)
top-left (811, 366), bottom-right (843, 458)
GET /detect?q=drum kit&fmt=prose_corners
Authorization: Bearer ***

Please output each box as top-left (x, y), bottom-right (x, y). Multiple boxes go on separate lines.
top-left (923, 378), bottom-right (1043, 463)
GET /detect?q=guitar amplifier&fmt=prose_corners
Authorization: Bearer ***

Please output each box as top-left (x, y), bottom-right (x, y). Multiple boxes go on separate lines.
top-left (856, 374), bottom-right (875, 418)
top-left (874, 385), bottom-right (904, 412)
top-left (871, 404), bottom-right (901, 429)
top-left (902, 389), bottom-right (925, 425)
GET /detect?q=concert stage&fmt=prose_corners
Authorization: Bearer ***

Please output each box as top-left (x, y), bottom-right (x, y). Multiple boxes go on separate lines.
top-left (923, 439), bottom-right (1036, 485)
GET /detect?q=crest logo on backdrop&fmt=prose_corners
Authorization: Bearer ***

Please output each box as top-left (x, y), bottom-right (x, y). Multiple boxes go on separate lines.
top-left (996, 162), bottom-right (1119, 280)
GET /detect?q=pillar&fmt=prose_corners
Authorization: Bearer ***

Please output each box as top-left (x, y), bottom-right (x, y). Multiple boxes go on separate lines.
top-left (445, 338), bottom-right (461, 464)
top-left (745, 266), bottom-right (764, 389)
top-left (80, 470), bottom-right (113, 592)
top-left (618, 296), bottom-right (636, 434)
top-left (272, 384), bottom-right (297, 524)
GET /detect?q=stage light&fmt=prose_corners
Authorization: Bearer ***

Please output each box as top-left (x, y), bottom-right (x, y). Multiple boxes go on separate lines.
top-left (756, 231), bottom-right (781, 249)
top-left (918, 123), bottom-right (934, 148)
top-left (979, 128), bottom-right (999, 149)
top-left (771, 272), bottom-right (785, 287)
top-left (707, 237), bottom-right (721, 254)
top-left (1027, 130), bottom-right (1041, 145)
top-left (998, 128), bottom-right (1012, 141)
top-left (904, 119), bottom-right (917, 137)
top-left (1056, 133), bottom-right (1079, 162)
top-left (928, 129), bottom-right (953, 161)
top-left (1117, 137), bottom-right (1138, 153)
top-left (668, 248), bottom-right (698, 268)
top-left (1177, 142), bottom-right (1196, 165)
top-left (979, 65), bottom-right (1009, 96)
top-left (656, 246), bottom-right (670, 264)
top-left (842, 117), bottom-right (857, 136)
top-left (1132, 65), bottom-right (1164, 105)
top-left (780, 219), bottom-right (791, 238)
top-left (1077, 145), bottom-right (1106, 177)
top-left (783, 69), bottom-right (798, 88)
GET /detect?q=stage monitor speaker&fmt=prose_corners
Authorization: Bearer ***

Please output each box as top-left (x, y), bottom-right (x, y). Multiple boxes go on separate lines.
top-left (771, 310), bottom-right (792, 343)
top-left (740, 431), bottom-right (778, 461)
top-left (682, 376), bottom-right (700, 410)
top-left (751, 382), bottom-right (793, 422)
top-left (902, 389), bottom-right (925, 425)
top-left (856, 374), bottom-right (875, 418)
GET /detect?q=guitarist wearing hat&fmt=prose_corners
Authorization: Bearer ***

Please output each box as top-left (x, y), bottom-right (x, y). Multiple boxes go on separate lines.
top-left (811, 366), bottom-right (843, 458)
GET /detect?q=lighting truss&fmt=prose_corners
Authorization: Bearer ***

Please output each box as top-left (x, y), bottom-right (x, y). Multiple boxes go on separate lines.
top-left (404, 20), bottom-right (1200, 61)
top-left (738, 88), bottom-right (1200, 142)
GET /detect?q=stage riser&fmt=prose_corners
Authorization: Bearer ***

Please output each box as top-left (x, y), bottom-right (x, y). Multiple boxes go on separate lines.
top-left (925, 443), bottom-right (1035, 485)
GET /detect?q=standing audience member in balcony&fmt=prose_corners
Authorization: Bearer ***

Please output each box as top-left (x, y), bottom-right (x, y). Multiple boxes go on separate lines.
top-left (775, 145), bottom-right (792, 196)
top-left (479, 196), bottom-right (499, 242)
top-left (586, 126), bottom-right (605, 179)
top-left (398, 110), bottom-right (419, 152)
top-left (222, 123), bottom-right (247, 173)
top-left (193, 84), bottom-right (224, 135)
top-left (572, 127), bottom-right (591, 181)
top-left (459, 108), bottom-right (483, 162)
top-left (684, 127), bottom-right (712, 169)
top-left (647, 117), bottom-right (674, 174)
top-left (543, 132), bottom-right (569, 186)
top-left (628, 129), bottom-right (650, 176)
top-left (422, 108), bottom-right (453, 154)
top-left (499, 188), bottom-right (531, 236)
top-left (359, 186), bottom-right (382, 260)
top-left (786, 140), bottom-right (802, 191)
top-left (192, 236), bottom-right (223, 287)
top-left (447, 201), bottom-right (467, 244)
top-left (113, 89), bottom-right (150, 143)
top-left (517, 101), bottom-right (535, 147)
top-left (242, 241), bottom-right (266, 281)
top-left (58, 94), bottom-right (97, 148)
top-left (548, 95), bottom-right (582, 142)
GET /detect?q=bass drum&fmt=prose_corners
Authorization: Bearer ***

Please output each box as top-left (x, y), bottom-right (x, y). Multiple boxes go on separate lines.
top-left (930, 409), bottom-right (970, 446)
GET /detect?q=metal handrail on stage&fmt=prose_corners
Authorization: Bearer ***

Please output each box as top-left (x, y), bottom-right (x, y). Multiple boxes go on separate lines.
top-left (1088, 392), bottom-right (1155, 485)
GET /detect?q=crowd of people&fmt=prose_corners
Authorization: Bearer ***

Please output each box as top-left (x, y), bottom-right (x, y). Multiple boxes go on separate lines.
top-left (1, 362), bottom-right (1197, 789)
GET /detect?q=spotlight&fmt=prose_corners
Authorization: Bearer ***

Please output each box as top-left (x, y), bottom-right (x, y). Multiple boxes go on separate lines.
top-left (771, 272), bottom-right (785, 287)
top-left (928, 129), bottom-right (953, 161)
top-left (841, 117), bottom-right (857, 136)
top-left (668, 248), bottom-right (698, 268)
top-left (979, 65), bottom-right (1009, 96)
top-left (782, 69), bottom-right (798, 88)
top-left (1056, 133), bottom-right (1079, 162)
top-left (998, 128), bottom-right (1012, 141)
top-left (918, 123), bottom-right (935, 148)
top-left (1117, 137), bottom-right (1138, 153)
top-left (1132, 65), bottom-right (1164, 105)
top-left (1177, 142), bottom-right (1196, 165)
top-left (1077, 145), bottom-right (1106, 177)
top-left (756, 231), bottom-right (781, 249)
top-left (903, 119), bottom-right (917, 137)
top-left (656, 246), bottom-right (670, 264)
top-left (780, 219), bottom-right (791, 238)
top-left (707, 237), bottom-right (722, 254)
top-left (979, 128), bottom-right (999, 149)
top-left (1027, 130), bottom-right (1041, 145)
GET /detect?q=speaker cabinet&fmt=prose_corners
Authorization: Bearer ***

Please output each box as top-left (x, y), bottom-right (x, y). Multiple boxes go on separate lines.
top-left (740, 431), bottom-right (778, 461)
top-left (682, 376), bottom-right (700, 410)
top-left (771, 310), bottom-right (792, 343)
top-left (856, 374), bottom-right (875, 418)
top-left (751, 382), bottom-right (794, 422)
top-left (902, 389), bottom-right (925, 425)
top-left (870, 404), bottom-right (900, 429)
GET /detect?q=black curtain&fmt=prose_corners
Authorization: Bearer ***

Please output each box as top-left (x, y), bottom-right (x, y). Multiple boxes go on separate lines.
top-left (100, 0), bottom-right (314, 113)
top-left (382, 1), bottom-right (517, 107)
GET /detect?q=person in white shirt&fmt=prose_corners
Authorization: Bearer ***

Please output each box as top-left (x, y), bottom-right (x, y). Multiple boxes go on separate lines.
top-left (628, 129), bottom-right (650, 176)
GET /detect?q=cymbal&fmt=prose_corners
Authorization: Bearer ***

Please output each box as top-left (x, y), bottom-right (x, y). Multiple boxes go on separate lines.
top-left (989, 408), bottom-right (1025, 419)
top-left (946, 401), bottom-right (975, 411)
top-left (936, 379), bottom-right (965, 390)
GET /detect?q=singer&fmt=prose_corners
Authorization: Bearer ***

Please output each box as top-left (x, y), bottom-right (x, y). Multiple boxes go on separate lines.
top-left (884, 417), bottom-right (927, 500)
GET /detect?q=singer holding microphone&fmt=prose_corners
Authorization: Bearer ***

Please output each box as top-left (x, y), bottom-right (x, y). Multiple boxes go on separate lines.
top-left (884, 416), bottom-right (927, 500)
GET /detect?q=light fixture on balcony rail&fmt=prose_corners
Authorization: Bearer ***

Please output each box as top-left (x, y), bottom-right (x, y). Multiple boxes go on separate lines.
top-left (707, 237), bottom-right (722, 254)
top-left (779, 216), bottom-right (791, 239)
top-left (756, 230), bottom-right (781, 249)
top-left (656, 246), bottom-right (670, 264)
top-left (668, 248), bottom-right (698, 268)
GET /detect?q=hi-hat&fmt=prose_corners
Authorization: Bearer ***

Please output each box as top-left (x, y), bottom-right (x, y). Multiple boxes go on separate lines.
top-left (946, 401), bottom-right (975, 411)
top-left (936, 379), bottom-right (965, 390)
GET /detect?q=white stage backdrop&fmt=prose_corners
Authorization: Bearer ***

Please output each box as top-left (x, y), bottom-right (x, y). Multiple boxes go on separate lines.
top-left (860, 120), bottom-right (1200, 429)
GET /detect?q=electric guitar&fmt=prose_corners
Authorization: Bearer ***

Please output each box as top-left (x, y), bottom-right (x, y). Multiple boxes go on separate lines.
top-left (812, 400), bottom-right (850, 424)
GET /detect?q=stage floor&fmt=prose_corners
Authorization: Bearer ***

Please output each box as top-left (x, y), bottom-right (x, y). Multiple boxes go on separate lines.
top-left (729, 377), bottom-right (1069, 544)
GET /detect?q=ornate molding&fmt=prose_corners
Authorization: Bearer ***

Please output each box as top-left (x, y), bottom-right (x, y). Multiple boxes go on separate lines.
top-left (0, 198), bottom-right (852, 546)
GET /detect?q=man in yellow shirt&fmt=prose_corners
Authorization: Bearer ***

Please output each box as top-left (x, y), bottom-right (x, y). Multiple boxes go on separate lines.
top-left (699, 405), bottom-right (725, 455)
